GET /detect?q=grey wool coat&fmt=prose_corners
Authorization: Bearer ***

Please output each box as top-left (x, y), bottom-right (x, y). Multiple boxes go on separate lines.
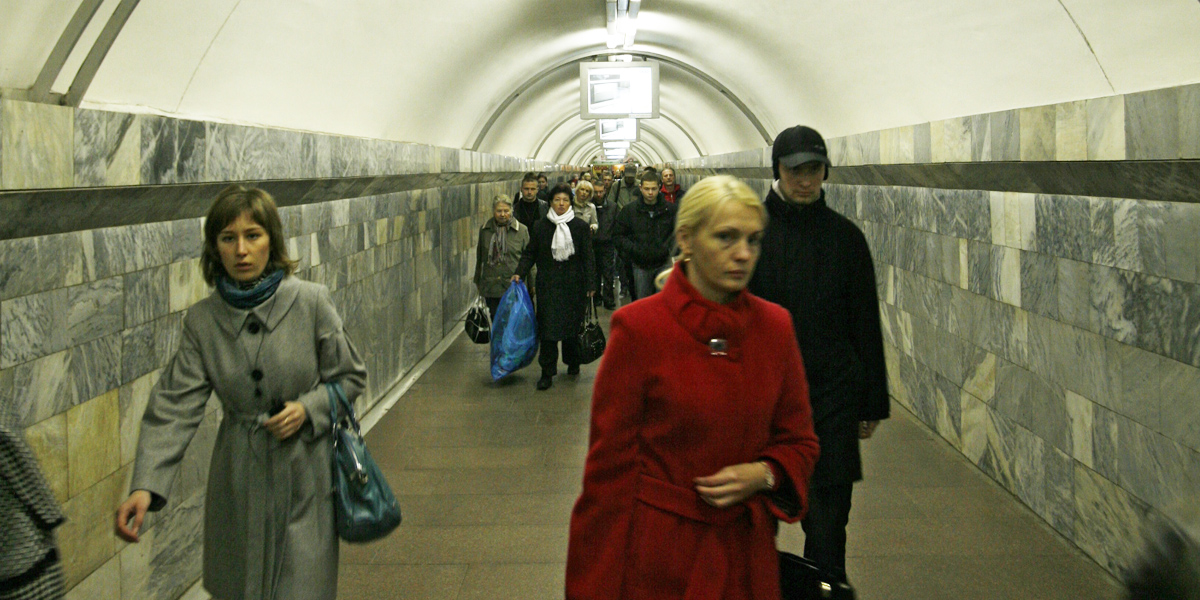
top-left (474, 218), bottom-right (529, 298)
top-left (130, 276), bottom-right (368, 600)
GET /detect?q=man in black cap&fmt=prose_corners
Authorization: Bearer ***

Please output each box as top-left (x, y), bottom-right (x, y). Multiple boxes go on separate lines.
top-left (748, 125), bottom-right (890, 585)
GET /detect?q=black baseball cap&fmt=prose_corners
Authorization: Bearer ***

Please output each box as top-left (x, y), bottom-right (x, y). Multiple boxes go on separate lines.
top-left (772, 125), bottom-right (831, 179)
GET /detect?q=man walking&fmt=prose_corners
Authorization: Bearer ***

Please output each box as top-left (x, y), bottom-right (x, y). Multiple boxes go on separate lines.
top-left (748, 125), bottom-right (889, 585)
top-left (612, 171), bottom-right (675, 301)
top-left (513, 172), bottom-right (548, 230)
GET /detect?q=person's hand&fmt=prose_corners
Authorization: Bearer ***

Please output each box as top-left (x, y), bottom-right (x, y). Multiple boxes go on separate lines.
top-left (510, 275), bottom-right (521, 283)
top-left (265, 401), bottom-right (307, 440)
top-left (694, 462), bottom-right (772, 508)
top-left (859, 420), bottom-right (880, 439)
top-left (115, 490), bottom-right (152, 542)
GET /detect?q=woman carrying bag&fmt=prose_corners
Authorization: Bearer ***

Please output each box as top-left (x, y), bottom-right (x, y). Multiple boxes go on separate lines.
top-left (115, 185), bottom-right (368, 600)
top-left (512, 183), bottom-right (596, 391)
top-left (474, 196), bottom-right (530, 320)
top-left (565, 176), bottom-right (820, 600)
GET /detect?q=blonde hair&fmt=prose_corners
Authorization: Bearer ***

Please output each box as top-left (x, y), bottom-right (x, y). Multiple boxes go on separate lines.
top-left (654, 175), bottom-right (766, 290)
top-left (574, 181), bottom-right (595, 207)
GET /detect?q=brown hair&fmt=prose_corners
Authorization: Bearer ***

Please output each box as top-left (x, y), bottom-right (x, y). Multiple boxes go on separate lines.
top-left (201, 184), bottom-right (297, 286)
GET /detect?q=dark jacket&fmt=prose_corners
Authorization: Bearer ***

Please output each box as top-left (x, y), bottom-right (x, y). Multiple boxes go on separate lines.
top-left (612, 199), bottom-right (677, 269)
top-left (516, 216), bottom-right (596, 341)
top-left (592, 196), bottom-right (619, 243)
top-left (661, 184), bottom-right (686, 204)
top-left (748, 188), bottom-right (889, 488)
top-left (474, 218), bottom-right (530, 298)
top-left (513, 197), bottom-right (549, 230)
top-left (1, 400), bottom-right (65, 589)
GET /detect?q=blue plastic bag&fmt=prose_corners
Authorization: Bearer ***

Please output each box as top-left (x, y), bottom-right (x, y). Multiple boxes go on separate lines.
top-left (490, 281), bottom-right (539, 380)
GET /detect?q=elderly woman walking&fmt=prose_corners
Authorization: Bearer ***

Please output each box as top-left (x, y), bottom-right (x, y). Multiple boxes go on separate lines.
top-left (475, 196), bottom-right (531, 319)
top-left (512, 183), bottom-right (596, 390)
top-left (115, 185), bottom-right (368, 600)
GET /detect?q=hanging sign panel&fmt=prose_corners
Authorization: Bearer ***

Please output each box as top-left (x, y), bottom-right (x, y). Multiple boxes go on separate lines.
top-left (596, 118), bottom-right (639, 142)
top-left (580, 61), bottom-right (659, 119)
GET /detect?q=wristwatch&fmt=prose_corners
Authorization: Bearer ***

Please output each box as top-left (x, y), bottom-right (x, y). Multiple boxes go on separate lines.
top-left (759, 461), bottom-right (775, 491)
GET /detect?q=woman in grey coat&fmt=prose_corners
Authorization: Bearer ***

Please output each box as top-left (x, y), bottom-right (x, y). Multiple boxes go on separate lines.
top-left (114, 185), bottom-right (368, 600)
top-left (474, 196), bottom-right (530, 319)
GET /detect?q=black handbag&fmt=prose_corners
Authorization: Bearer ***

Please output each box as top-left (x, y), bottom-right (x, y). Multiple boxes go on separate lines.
top-left (779, 551), bottom-right (856, 600)
top-left (575, 297), bottom-right (606, 365)
top-left (328, 382), bottom-right (402, 543)
top-left (465, 296), bottom-right (491, 344)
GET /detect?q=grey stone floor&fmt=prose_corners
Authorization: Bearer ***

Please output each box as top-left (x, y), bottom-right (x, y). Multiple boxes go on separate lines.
top-left (336, 311), bottom-right (1124, 600)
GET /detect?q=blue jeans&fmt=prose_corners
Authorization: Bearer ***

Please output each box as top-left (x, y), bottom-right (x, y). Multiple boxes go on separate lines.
top-left (631, 260), bottom-right (671, 300)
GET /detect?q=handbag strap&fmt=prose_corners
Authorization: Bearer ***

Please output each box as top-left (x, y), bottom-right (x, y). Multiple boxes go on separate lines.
top-left (326, 381), bottom-right (360, 435)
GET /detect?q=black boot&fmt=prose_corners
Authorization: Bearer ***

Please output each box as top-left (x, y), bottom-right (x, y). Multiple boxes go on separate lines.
top-left (536, 373), bottom-right (553, 390)
top-left (567, 364), bottom-right (580, 375)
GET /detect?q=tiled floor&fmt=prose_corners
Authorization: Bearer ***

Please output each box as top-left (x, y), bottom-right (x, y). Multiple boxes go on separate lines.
top-left (337, 310), bottom-right (1124, 600)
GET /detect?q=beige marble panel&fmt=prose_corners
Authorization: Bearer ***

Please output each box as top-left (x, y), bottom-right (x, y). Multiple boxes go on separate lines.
top-left (23, 411), bottom-right (69, 505)
top-left (1181, 83), bottom-right (1200, 160)
top-left (1018, 193), bottom-right (1037, 252)
top-left (963, 351), bottom-right (997, 402)
top-left (999, 250), bottom-right (1021, 307)
top-left (1055, 101), bottom-right (1088, 161)
top-left (1087, 96), bottom-right (1126, 160)
top-left (67, 389), bottom-right (121, 497)
top-left (1, 100), bottom-right (73, 189)
top-left (310, 232), bottom-right (321, 267)
top-left (989, 192), bottom-right (1006, 246)
top-left (118, 369), bottom-right (161, 466)
top-left (942, 117), bottom-right (972, 162)
top-left (169, 258), bottom-right (208, 313)
top-left (958, 238), bottom-right (969, 289)
top-left (58, 465), bottom-right (128, 588)
top-left (65, 553), bottom-right (122, 600)
top-left (109, 115), bottom-right (141, 186)
top-left (880, 126), bottom-right (915, 164)
top-left (929, 120), bottom-right (946, 163)
top-left (960, 389), bottom-right (989, 463)
top-left (1003, 192), bottom-right (1023, 250)
top-left (1019, 105), bottom-right (1056, 161)
top-left (1066, 390), bottom-right (1095, 468)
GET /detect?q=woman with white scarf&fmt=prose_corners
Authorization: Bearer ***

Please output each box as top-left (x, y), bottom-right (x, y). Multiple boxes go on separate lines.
top-left (513, 183), bottom-right (596, 390)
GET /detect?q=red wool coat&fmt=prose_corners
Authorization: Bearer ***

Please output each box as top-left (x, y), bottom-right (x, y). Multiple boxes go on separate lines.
top-left (566, 265), bottom-right (820, 600)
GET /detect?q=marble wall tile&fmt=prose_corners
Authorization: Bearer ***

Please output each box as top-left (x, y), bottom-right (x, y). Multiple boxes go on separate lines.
top-left (0, 237), bottom-right (42, 301)
top-left (989, 192), bottom-right (1006, 246)
top-left (66, 333), bottom-right (122, 408)
top-left (120, 319), bottom-right (160, 384)
top-left (1088, 198), bottom-right (1116, 268)
top-left (1091, 264), bottom-right (1138, 345)
top-left (961, 347), bottom-right (996, 404)
top-left (1111, 199), bottom-right (1142, 273)
top-left (827, 136), bottom-right (848, 167)
top-left (879, 126), bottom-right (914, 164)
top-left (140, 117), bottom-right (206, 185)
top-left (1, 286), bottom-right (69, 368)
top-left (1057, 258), bottom-right (1092, 332)
top-left (1125, 87), bottom-right (1179, 160)
top-left (977, 405), bottom-right (1019, 490)
top-left (1021, 251), bottom-right (1058, 320)
top-left (301, 132), bottom-right (333, 179)
top-left (64, 553), bottom-right (121, 600)
top-left (1117, 416), bottom-right (1199, 509)
top-left (57, 464), bottom-right (127, 588)
top-left (1025, 370), bottom-right (1070, 454)
top-left (1074, 464), bottom-right (1150, 574)
top-left (118, 369), bottom-right (161, 466)
top-left (67, 276), bottom-right (123, 346)
top-left (74, 110), bottom-right (140, 187)
top-left (960, 389), bottom-right (989, 463)
top-left (1034, 194), bottom-right (1091, 262)
top-left (67, 389), bottom-right (121, 497)
top-left (1055, 100), bottom-right (1087, 161)
top-left (1042, 446), bottom-right (1075, 535)
top-left (928, 119), bottom-right (946, 163)
top-left (205, 123), bottom-right (267, 181)
top-left (265, 128), bottom-right (306, 179)
top-left (933, 372), bottom-right (963, 448)
top-left (913, 122), bottom-right (932, 163)
top-left (1027, 313), bottom-right (1116, 406)
top-left (1019, 105), bottom-right (1056, 161)
top-left (1163, 202), bottom-right (1200, 284)
top-left (1, 100), bottom-right (73, 189)
top-left (168, 219), bottom-right (203, 263)
top-left (1154, 355), bottom-right (1200, 453)
top-left (1000, 192), bottom-right (1023, 250)
top-left (90, 223), bottom-right (172, 280)
top-left (1092, 405), bottom-right (1121, 482)
top-left (1133, 274), bottom-right (1200, 368)
top-left (1110, 339), bottom-right (1166, 433)
top-left (989, 110), bottom-right (1020, 161)
top-left (169, 258), bottom-right (209, 313)
top-left (969, 114), bottom-right (991, 161)
top-left (123, 265), bottom-right (170, 329)
top-left (1086, 96), bottom-right (1125, 161)
top-left (1065, 390), bottom-right (1095, 468)
top-left (1181, 83), bottom-right (1200, 159)
top-left (22, 411), bottom-right (69, 504)
top-left (10, 349), bottom-right (72, 426)
top-left (942, 117), bottom-right (972, 162)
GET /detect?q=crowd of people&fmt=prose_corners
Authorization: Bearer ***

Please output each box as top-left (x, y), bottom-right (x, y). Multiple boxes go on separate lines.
top-left (3, 126), bottom-right (1187, 600)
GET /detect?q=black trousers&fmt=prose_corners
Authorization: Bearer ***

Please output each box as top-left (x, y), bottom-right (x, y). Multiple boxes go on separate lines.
top-left (485, 296), bottom-right (501, 321)
top-left (593, 241), bottom-right (615, 305)
top-left (539, 337), bottom-right (581, 375)
top-left (800, 483), bottom-right (854, 583)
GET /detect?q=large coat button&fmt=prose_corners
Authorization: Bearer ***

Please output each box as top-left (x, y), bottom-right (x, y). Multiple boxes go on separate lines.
top-left (247, 322), bottom-right (261, 334)
top-left (251, 369), bottom-right (264, 381)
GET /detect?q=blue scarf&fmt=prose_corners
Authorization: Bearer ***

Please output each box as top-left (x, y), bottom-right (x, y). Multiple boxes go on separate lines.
top-left (217, 269), bottom-right (285, 309)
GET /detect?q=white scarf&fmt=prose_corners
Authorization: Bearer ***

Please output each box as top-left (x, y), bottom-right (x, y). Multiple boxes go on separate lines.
top-left (548, 207), bottom-right (576, 261)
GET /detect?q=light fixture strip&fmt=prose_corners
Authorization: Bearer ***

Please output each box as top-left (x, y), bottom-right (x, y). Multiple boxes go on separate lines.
top-left (605, 0), bottom-right (638, 48)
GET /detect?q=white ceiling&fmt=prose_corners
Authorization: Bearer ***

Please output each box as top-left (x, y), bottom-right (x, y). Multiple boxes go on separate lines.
top-left (3, 0), bottom-right (1199, 164)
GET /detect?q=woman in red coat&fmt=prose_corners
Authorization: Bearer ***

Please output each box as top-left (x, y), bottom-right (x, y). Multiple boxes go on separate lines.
top-left (566, 175), bottom-right (820, 600)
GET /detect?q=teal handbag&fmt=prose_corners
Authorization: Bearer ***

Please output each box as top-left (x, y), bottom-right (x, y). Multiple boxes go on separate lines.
top-left (328, 382), bottom-right (402, 543)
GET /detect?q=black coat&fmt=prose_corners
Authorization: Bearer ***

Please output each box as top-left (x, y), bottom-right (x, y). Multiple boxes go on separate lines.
top-left (592, 197), bottom-right (619, 243)
top-left (516, 216), bottom-right (596, 341)
top-left (748, 188), bottom-right (889, 488)
top-left (612, 199), bottom-right (676, 268)
top-left (513, 197), bottom-right (548, 230)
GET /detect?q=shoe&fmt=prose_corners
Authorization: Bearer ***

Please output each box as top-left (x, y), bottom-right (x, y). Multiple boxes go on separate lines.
top-left (536, 376), bottom-right (553, 390)
top-left (603, 301), bottom-right (616, 310)
top-left (567, 364), bottom-right (580, 375)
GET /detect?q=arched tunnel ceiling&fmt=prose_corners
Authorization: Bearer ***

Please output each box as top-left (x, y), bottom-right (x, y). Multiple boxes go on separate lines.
top-left (3, 0), bottom-right (1199, 165)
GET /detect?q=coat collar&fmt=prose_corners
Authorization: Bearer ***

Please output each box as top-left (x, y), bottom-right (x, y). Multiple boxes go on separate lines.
top-left (766, 185), bottom-right (827, 222)
top-left (661, 262), bottom-right (751, 360)
top-left (490, 217), bottom-right (521, 232)
top-left (216, 275), bottom-right (301, 336)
